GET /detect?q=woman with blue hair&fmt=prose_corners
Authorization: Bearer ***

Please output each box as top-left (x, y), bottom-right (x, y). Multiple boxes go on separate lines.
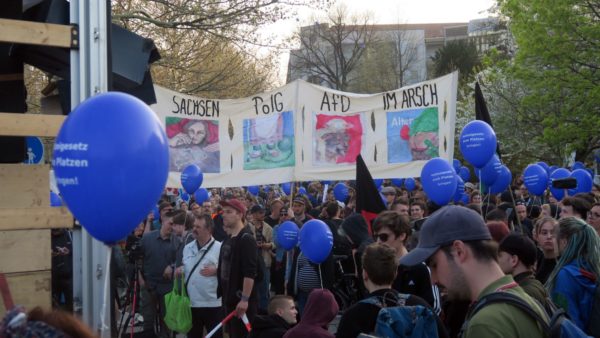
top-left (546, 216), bottom-right (600, 336)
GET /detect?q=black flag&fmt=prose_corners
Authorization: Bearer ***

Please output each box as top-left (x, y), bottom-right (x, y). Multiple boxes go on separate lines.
top-left (355, 154), bottom-right (386, 235)
top-left (475, 82), bottom-right (501, 159)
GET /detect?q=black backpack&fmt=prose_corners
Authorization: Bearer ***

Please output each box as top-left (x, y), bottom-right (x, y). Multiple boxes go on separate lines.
top-left (462, 291), bottom-right (591, 338)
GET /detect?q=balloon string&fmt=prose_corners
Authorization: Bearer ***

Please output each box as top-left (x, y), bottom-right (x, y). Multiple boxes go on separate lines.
top-left (100, 246), bottom-right (112, 337)
top-left (508, 188), bottom-right (522, 233)
top-left (318, 264), bottom-right (323, 289)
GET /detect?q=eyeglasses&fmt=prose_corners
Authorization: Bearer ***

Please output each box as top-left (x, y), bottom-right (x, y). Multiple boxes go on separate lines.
top-left (373, 233), bottom-right (391, 242)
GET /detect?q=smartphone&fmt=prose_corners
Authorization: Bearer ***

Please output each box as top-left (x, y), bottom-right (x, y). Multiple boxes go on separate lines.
top-left (551, 177), bottom-right (577, 190)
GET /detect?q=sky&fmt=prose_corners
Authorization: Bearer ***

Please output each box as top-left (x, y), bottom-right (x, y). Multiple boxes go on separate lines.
top-left (263, 0), bottom-right (497, 82)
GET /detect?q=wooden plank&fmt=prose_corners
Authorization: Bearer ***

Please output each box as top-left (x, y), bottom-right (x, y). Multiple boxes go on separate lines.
top-left (0, 230), bottom-right (51, 274)
top-left (0, 270), bottom-right (51, 317)
top-left (0, 207), bottom-right (73, 231)
top-left (0, 112), bottom-right (66, 137)
top-left (0, 18), bottom-right (74, 48)
top-left (0, 164), bottom-right (49, 208)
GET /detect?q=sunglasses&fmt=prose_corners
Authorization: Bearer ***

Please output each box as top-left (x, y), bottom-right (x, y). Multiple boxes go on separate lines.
top-left (373, 233), bottom-right (391, 242)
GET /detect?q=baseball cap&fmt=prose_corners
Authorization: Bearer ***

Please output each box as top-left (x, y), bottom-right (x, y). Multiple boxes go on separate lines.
top-left (250, 204), bottom-right (265, 214)
top-left (220, 198), bottom-right (247, 215)
top-left (399, 205), bottom-right (492, 266)
top-left (498, 233), bottom-right (537, 267)
top-left (292, 197), bottom-right (306, 205)
top-left (464, 182), bottom-right (476, 190)
top-left (381, 186), bottom-right (397, 195)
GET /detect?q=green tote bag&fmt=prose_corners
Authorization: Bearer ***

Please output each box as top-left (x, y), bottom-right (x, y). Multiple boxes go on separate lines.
top-left (164, 276), bottom-right (193, 333)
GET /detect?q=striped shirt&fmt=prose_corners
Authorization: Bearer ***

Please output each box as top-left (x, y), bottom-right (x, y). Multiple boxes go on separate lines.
top-left (297, 253), bottom-right (322, 291)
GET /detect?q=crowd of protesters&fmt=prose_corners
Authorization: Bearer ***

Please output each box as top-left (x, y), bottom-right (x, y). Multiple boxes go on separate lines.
top-left (39, 175), bottom-right (600, 338)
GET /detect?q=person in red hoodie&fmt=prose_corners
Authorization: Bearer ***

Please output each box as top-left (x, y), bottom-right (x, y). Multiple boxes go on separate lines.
top-left (283, 289), bottom-right (338, 338)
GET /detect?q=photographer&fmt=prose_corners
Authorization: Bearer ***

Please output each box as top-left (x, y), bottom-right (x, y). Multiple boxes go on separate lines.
top-left (140, 210), bottom-right (178, 337)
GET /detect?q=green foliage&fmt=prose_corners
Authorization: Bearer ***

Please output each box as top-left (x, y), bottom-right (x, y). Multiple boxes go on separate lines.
top-left (431, 40), bottom-right (481, 83)
top-left (498, 0), bottom-right (600, 161)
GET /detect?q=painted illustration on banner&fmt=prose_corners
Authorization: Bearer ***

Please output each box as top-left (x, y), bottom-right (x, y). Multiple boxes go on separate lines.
top-left (313, 113), bottom-right (363, 166)
top-left (166, 117), bottom-right (220, 173)
top-left (387, 107), bottom-right (439, 163)
top-left (243, 111), bottom-right (295, 170)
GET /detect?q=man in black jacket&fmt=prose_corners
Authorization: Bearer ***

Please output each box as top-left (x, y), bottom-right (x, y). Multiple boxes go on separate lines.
top-left (249, 295), bottom-right (297, 338)
top-left (217, 198), bottom-right (259, 338)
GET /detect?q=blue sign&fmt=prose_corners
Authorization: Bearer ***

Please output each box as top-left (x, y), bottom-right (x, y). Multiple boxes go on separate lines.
top-left (23, 137), bottom-right (44, 164)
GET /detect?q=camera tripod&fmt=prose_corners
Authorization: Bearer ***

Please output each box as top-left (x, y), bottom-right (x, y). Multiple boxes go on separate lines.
top-left (117, 260), bottom-right (144, 338)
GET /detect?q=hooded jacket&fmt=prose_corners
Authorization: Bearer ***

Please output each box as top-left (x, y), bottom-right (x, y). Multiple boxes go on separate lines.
top-left (283, 289), bottom-right (338, 338)
top-left (551, 261), bottom-right (598, 332)
top-left (248, 314), bottom-right (292, 338)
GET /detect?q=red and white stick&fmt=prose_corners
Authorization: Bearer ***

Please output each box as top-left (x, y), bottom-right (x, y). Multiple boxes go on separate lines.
top-left (242, 313), bottom-right (252, 332)
top-left (204, 310), bottom-right (236, 338)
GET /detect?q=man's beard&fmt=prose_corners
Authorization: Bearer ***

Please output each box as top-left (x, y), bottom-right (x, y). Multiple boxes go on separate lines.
top-left (445, 262), bottom-right (471, 301)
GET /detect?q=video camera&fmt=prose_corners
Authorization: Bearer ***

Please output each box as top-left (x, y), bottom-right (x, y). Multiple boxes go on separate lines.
top-left (125, 235), bottom-right (143, 263)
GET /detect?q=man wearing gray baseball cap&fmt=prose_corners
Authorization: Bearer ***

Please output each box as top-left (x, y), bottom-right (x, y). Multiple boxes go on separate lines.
top-left (400, 205), bottom-right (546, 338)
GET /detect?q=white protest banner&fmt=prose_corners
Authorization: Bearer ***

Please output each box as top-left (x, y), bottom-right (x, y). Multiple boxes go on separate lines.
top-left (150, 72), bottom-right (458, 188)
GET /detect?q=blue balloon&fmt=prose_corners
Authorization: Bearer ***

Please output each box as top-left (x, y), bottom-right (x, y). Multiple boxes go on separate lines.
top-left (181, 192), bottom-right (190, 202)
top-left (194, 188), bottom-right (210, 204)
top-left (404, 178), bottom-right (416, 192)
top-left (571, 161), bottom-right (585, 171)
top-left (461, 193), bottom-right (470, 204)
top-left (276, 221), bottom-right (299, 250)
top-left (263, 185), bottom-right (270, 193)
top-left (333, 183), bottom-right (349, 202)
top-left (523, 164), bottom-right (548, 196)
top-left (322, 180), bottom-right (332, 185)
top-left (480, 155), bottom-right (502, 186)
top-left (50, 191), bottom-right (62, 207)
top-left (181, 164), bottom-right (203, 194)
top-left (298, 187), bottom-right (308, 196)
top-left (421, 158), bottom-right (458, 206)
top-left (453, 176), bottom-right (465, 203)
top-left (452, 159), bottom-right (461, 173)
top-left (374, 179), bottom-right (383, 189)
top-left (281, 182), bottom-right (292, 195)
top-left (549, 166), bottom-right (559, 175)
top-left (586, 168), bottom-right (594, 178)
top-left (537, 161), bottom-right (550, 174)
top-left (52, 92), bottom-right (168, 243)
top-left (569, 169), bottom-right (593, 195)
top-left (391, 178), bottom-right (404, 187)
top-left (488, 165), bottom-right (512, 194)
top-left (549, 168), bottom-right (570, 201)
top-left (247, 185), bottom-right (260, 196)
top-left (459, 121), bottom-right (497, 168)
top-left (299, 219), bottom-right (333, 264)
top-left (459, 166), bottom-right (471, 182)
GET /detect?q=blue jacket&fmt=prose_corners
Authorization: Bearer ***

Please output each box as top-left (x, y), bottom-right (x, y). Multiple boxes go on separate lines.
top-left (551, 261), bottom-right (597, 331)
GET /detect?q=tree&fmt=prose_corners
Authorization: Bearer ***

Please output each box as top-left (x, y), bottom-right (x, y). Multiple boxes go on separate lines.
top-left (498, 0), bottom-right (600, 161)
top-left (112, 2), bottom-right (279, 98)
top-left (112, 0), bottom-right (328, 45)
top-left (288, 5), bottom-right (377, 91)
top-left (147, 27), bottom-right (275, 98)
top-left (352, 27), bottom-right (424, 93)
top-left (431, 39), bottom-right (481, 83)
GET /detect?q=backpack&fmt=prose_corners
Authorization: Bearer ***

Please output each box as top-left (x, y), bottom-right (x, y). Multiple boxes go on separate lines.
top-left (359, 293), bottom-right (439, 338)
top-left (464, 291), bottom-right (591, 338)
